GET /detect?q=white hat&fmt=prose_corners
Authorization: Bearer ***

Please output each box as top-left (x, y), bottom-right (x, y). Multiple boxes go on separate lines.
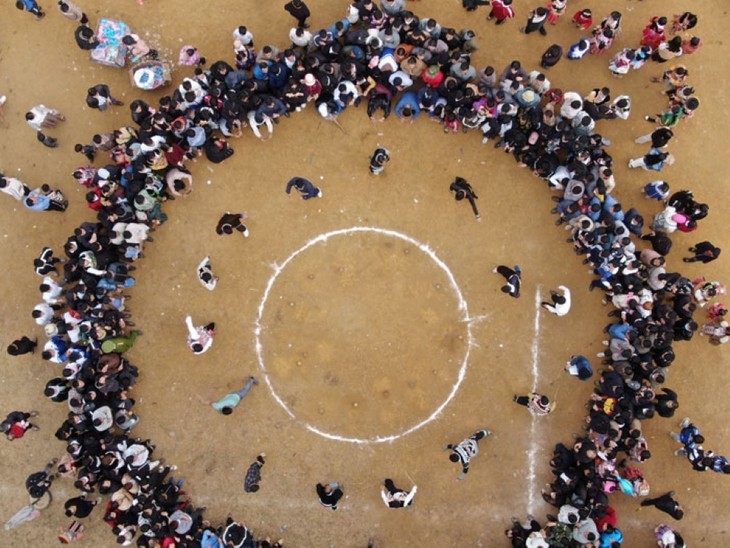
top-left (304, 73), bottom-right (316, 86)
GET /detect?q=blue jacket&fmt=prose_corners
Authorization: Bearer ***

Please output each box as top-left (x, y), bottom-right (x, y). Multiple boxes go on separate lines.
top-left (394, 91), bottom-right (421, 120)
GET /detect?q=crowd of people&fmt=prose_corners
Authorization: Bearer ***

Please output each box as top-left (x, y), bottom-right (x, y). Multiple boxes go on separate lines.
top-left (3, 0), bottom-right (724, 545)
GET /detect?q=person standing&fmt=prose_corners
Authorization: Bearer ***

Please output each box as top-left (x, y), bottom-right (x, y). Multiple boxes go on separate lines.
top-left (285, 177), bottom-right (322, 200)
top-left (25, 105), bottom-right (65, 146)
top-left (369, 147), bottom-right (390, 175)
top-left (683, 242), bottom-right (721, 264)
top-left (197, 256), bottom-right (218, 290)
top-left (520, 7), bottom-right (549, 35)
top-left (541, 286), bottom-right (571, 316)
top-left (57, 1), bottom-right (87, 24)
top-left (244, 454), bottom-right (266, 493)
top-left (316, 482), bottom-right (344, 510)
top-left (284, 0), bottom-right (311, 28)
top-left (201, 377), bottom-right (259, 415)
top-left (185, 315), bottom-right (215, 355)
top-left (443, 429), bottom-right (493, 479)
top-left (449, 177), bottom-right (480, 219)
top-left (513, 392), bottom-right (556, 416)
top-left (487, 0), bottom-right (515, 26)
top-left (628, 148), bottom-right (674, 171)
top-left (493, 265), bottom-right (521, 298)
top-left (16, 0), bottom-right (45, 20)
top-left (25, 105), bottom-right (65, 131)
top-left (86, 84), bottom-right (124, 111)
top-left (0, 174), bottom-right (31, 202)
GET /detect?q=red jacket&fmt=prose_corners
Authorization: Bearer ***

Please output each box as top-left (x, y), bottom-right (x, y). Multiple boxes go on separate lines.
top-left (491, 0), bottom-right (515, 20)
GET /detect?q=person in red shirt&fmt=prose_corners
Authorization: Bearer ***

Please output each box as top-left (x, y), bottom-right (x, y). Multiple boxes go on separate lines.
top-left (487, 0), bottom-right (515, 25)
top-left (2, 410), bottom-right (39, 440)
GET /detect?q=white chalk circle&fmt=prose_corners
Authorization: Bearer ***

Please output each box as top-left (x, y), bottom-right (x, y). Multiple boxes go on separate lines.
top-left (254, 227), bottom-right (473, 444)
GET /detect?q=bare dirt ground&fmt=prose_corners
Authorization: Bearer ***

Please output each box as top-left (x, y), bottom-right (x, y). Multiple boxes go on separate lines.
top-left (1, 1), bottom-right (729, 546)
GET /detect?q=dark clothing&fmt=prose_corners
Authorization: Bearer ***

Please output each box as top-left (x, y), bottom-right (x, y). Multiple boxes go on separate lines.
top-left (684, 241), bottom-right (721, 263)
top-left (74, 25), bottom-right (99, 50)
top-left (654, 388), bottom-right (678, 418)
top-left (65, 496), bottom-right (97, 518)
top-left (284, 1), bottom-right (311, 27)
top-left (243, 457), bottom-right (264, 493)
top-left (45, 377), bottom-right (70, 402)
top-left (316, 483), bottom-right (344, 509)
top-left (650, 127), bottom-right (674, 148)
top-left (285, 177), bottom-right (320, 199)
top-left (26, 465), bottom-right (56, 500)
top-left (450, 177), bottom-right (479, 218)
top-left (641, 492), bottom-right (683, 520)
top-left (463, 0), bottom-right (490, 10)
top-left (216, 213), bottom-right (247, 236)
top-left (369, 147), bottom-right (390, 174)
top-left (7, 336), bottom-right (37, 356)
top-left (523, 11), bottom-right (548, 35)
top-left (496, 265), bottom-right (521, 298)
top-left (204, 137), bottom-right (234, 164)
top-left (641, 231), bottom-right (673, 256)
top-left (541, 44), bottom-right (563, 68)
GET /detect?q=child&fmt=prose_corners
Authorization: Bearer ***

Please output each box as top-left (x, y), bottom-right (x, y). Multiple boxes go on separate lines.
top-left (572, 9), bottom-right (592, 30)
top-left (567, 38), bottom-right (590, 60)
top-left (642, 181), bottom-right (670, 201)
top-left (16, 0), bottom-right (45, 20)
top-left (546, 0), bottom-right (567, 25)
top-left (178, 46), bottom-right (206, 67)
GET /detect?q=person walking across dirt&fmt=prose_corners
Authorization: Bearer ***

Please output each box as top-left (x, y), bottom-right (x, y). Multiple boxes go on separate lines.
top-left (244, 454), bottom-right (266, 493)
top-left (16, 0), bottom-right (45, 20)
top-left (286, 177), bottom-right (322, 200)
top-left (197, 256), bottom-right (218, 290)
top-left (493, 265), bottom-right (522, 298)
top-left (57, 1), bottom-right (87, 24)
top-left (185, 315), bottom-right (215, 355)
top-left (520, 7), bottom-right (549, 35)
top-left (26, 104), bottom-right (65, 147)
top-left (450, 176), bottom-right (480, 219)
top-left (443, 429), bottom-right (493, 479)
top-left (641, 491), bottom-right (684, 520)
top-left (284, 0), bottom-right (311, 28)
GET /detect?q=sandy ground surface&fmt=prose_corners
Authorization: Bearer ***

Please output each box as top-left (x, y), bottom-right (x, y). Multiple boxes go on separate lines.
top-left (1, 0), bottom-right (729, 546)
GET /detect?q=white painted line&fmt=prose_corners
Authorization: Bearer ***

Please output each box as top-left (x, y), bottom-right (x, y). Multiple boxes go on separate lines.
top-left (254, 226), bottom-right (473, 444)
top-left (527, 286), bottom-right (542, 513)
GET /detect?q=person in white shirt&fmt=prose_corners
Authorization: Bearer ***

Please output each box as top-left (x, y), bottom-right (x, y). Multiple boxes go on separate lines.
top-left (541, 285), bottom-right (571, 316)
